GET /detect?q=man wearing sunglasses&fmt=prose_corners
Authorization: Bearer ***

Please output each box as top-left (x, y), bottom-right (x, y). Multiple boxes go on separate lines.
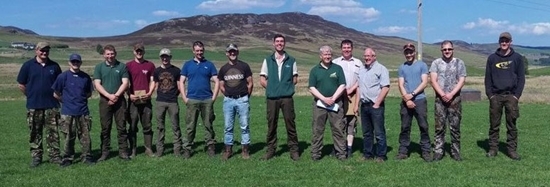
top-left (484, 32), bottom-right (525, 160)
top-left (429, 40), bottom-right (467, 161)
top-left (17, 42), bottom-right (62, 167)
top-left (52, 53), bottom-right (95, 167)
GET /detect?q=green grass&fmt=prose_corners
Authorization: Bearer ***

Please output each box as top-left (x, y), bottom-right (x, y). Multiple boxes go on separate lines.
top-left (1, 96), bottom-right (550, 186)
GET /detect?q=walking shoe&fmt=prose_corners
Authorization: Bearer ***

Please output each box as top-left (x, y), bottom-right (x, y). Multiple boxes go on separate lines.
top-left (207, 145), bottom-right (216, 157)
top-left (508, 151), bottom-right (521, 161)
top-left (361, 157), bottom-right (374, 161)
top-left (290, 151), bottom-right (300, 161)
top-left (221, 145), bottom-right (232, 161)
top-left (60, 160), bottom-right (72, 167)
top-left (97, 153), bottom-right (109, 162)
top-left (30, 158), bottom-right (41, 168)
top-left (486, 150), bottom-right (498, 157)
top-left (83, 158), bottom-right (96, 165)
top-left (50, 157), bottom-right (62, 164)
top-left (119, 152), bottom-right (131, 161)
top-left (260, 150), bottom-right (275, 160)
top-left (130, 148), bottom-right (137, 158)
top-left (311, 156), bottom-right (321, 161)
top-left (451, 154), bottom-right (462, 161)
top-left (241, 144), bottom-right (250, 160)
top-left (433, 153), bottom-right (444, 161)
top-left (375, 157), bottom-right (385, 163)
top-left (346, 146), bottom-right (353, 158)
top-left (395, 154), bottom-right (408, 160)
top-left (422, 152), bottom-right (433, 162)
top-left (182, 149), bottom-right (191, 159)
top-left (145, 149), bottom-right (155, 157)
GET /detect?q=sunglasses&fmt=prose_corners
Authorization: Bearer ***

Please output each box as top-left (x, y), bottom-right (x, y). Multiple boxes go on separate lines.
top-left (441, 48), bottom-right (454, 52)
top-left (39, 49), bottom-right (50, 53)
top-left (499, 39), bottom-right (511, 43)
top-left (70, 60), bottom-right (82, 64)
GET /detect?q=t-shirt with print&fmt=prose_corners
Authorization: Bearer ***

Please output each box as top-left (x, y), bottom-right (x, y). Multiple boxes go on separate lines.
top-left (154, 65), bottom-right (181, 103)
top-left (429, 57), bottom-right (467, 93)
top-left (127, 60), bottom-right (156, 94)
top-left (217, 60), bottom-right (252, 97)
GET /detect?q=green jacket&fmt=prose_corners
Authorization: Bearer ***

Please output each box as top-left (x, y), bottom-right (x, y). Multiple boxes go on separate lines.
top-left (265, 52), bottom-right (296, 98)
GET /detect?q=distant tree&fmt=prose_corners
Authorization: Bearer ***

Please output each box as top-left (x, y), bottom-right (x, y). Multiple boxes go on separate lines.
top-left (522, 55), bottom-right (529, 75)
top-left (96, 44), bottom-right (103, 55)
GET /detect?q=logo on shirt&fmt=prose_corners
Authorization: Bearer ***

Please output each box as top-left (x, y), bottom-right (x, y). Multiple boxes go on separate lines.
top-left (496, 61), bottom-right (511, 69)
top-left (115, 70), bottom-right (120, 73)
top-left (49, 69), bottom-right (55, 75)
top-left (330, 72), bottom-right (337, 78)
top-left (142, 70), bottom-right (148, 74)
top-left (285, 65), bottom-right (291, 68)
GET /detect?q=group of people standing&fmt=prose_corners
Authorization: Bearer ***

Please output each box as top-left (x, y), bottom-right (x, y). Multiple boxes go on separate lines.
top-left (16, 31), bottom-right (524, 168)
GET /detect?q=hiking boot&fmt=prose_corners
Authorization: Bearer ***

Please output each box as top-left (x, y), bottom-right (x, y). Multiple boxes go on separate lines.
top-left (119, 152), bottom-right (131, 161)
top-left (433, 153), bottom-right (444, 161)
top-left (451, 154), bottom-right (462, 161)
top-left (290, 151), bottom-right (300, 161)
top-left (361, 157), bottom-right (374, 161)
top-left (346, 146), bottom-right (352, 158)
top-left (30, 158), bottom-right (41, 168)
top-left (130, 148), bottom-right (137, 158)
top-left (50, 157), bottom-right (62, 164)
top-left (173, 147), bottom-right (181, 158)
top-left (97, 153), bottom-right (109, 162)
top-left (60, 160), bottom-right (72, 168)
top-left (508, 151), bottom-right (521, 161)
top-left (486, 150), bottom-right (498, 157)
top-left (261, 150), bottom-right (275, 160)
top-left (422, 152), bottom-right (433, 162)
top-left (145, 148), bottom-right (155, 157)
top-left (375, 157), bottom-right (385, 163)
top-left (311, 156), bottom-right (321, 161)
top-left (83, 158), bottom-right (96, 165)
top-left (395, 154), bottom-right (408, 160)
top-left (241, 144), bottom-right (250, 160)
top-left (182, 149), bottom-right (191, 159)
top-left (222, 145), bottom-right (232, 160)
top-left (207, 145), bottom-right (216, 157)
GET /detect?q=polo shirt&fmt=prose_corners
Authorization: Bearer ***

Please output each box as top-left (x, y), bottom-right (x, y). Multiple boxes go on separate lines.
top-left (332, 56), bottom-right (362, 89)
top-left (52, 70), bottom-right (93, 115)
top-left (398, 60), bottom-right (428, 100)
top-left (356, 61), bottom-right (390, 102)
top-left (93, 60), bottom-right (129, 94)
top-left (180, 58), bottom-right (217, 100)
top-left (127, 60), bottom-right (156, 94)
top-left (154, 65), bottom-right (181, 103)
top-left (17, 57), bottom-right (62, 109)
top-left (308, 62), bottom-right (346, 97)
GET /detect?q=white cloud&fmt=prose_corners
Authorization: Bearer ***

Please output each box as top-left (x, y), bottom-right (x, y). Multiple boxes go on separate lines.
top-left (307, 6), bottom-right (380, 22)
top-left (152, 10), bottom-right (181, 17)
top-left (197, 0), bottom-right (285, 11)
top-left (298, 0), bottom-right (361, 7)
top-left (134, 20), bottom-right (149, 28)
top-left (374, 26), bottom-right (416, 34)
top-left (463, 18), bottom-right (550, 36)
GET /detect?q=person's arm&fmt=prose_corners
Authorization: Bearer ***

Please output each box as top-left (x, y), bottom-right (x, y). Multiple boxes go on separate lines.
top-left (292, 62), bottom-right (298, 85)
top-left (260, 76), bottom-right (268, 88)
top-left (93, 79), bottom-right (113, 100)
top-left (514, 56), bottom-right (526, 99)
top-left (331, 84), bottom-right (346, 101)
top-left (398, 77), bottom-right (408, 101)
top-left (449, 77), bottom-right (465, 97)
top-left (114, 78), bottom-right (129, 101)
top-left (347, 82), bottom-right (358, 95)
top-left (146, 75), bottom-right (155, 99)
top-left (413, 73), bottom-right (428, 95)
top-left (16, 63), bottom-right (27, 95)
top-left (309, 87), bottom-right (332, 105)
top-left (374, 86), bottom-right (390, 108)
top-left (430, 72), bottom-right (445, 96)
top-left (259, 59), bottom-right (268, 88)
top-left (211, 76), bottom-right (219, 101)
top-left (179, 75), bottom-right (188, 103)
top-left (53, 91), bottom-right (62, 102)
top-left (246, 75), bottom-right (253, 96)
top-left (353, 86), bottom-right (361, 114)
top-left (484, 57), bottom-right (493, 98)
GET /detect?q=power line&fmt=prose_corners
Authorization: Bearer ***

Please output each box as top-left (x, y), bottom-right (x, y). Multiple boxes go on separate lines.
top-left (513, 0), bottom-right (550, 8)
top-left (485, 0), bottom-right (550, 13)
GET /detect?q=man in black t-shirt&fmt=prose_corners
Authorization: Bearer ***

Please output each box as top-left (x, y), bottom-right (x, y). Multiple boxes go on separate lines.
top-left (153, 48), bottom-right (183, 157)
top-left (217, 44), bottom-right (253, 160)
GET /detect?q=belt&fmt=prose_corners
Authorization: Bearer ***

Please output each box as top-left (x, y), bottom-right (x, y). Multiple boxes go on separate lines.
top-left (496, 91), bottom-right (513, 95)
top-left (226, 93), bottom-right (248, 99)
top-left (360, 98), bottom-right (373, 104)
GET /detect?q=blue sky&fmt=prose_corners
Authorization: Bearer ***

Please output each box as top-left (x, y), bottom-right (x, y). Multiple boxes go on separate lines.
top-left (2, 0), bottom-right (550, 46)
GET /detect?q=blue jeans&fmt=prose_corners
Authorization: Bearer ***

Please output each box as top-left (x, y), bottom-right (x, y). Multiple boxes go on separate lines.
top-left (360, 101), bottom-right (387, 159)
top-left (223, 96), bottom-right (250, 145)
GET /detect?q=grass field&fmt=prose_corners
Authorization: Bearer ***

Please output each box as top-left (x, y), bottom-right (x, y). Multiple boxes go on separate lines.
top-left (1, 96), bottom-right (550, 186)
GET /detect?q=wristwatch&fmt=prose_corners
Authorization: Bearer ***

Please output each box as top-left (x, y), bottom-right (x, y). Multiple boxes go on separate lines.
top-left (411, 92), bottom-right (416, 97)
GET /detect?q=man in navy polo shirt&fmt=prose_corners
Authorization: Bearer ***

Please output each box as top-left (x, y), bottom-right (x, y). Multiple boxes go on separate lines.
top-left (52, 53), bottom-right (94, 167)
top-left (17, 42), bottom-right (63, 168)
top-left (179, 41), bottom-right (220, 158)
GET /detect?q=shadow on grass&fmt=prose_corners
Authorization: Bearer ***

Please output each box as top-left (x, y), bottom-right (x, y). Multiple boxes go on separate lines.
top-left (351, 137), bottom-right (394, 157)
top-left (476, 139), bottom-right (509, 154)
top-left (274, 141), bottom-right (309, 157)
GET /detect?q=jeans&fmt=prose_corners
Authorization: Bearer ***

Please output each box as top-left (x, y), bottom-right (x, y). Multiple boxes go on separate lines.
top-left (398, 98), bottom-right (431, 155)
top-left (360, 101), bottom-right (387, 159)
top-left (222, 96), bottom-right (250, 145)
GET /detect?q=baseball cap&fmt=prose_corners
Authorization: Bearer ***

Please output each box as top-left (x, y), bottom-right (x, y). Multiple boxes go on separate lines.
top-left (133, 43), bottom-right (145, 51)
top-left (69, 53), bottom-right (82, 62)
top-left (499, 32), bottom-right (512, 40)
top-left (226, 43), bottom-right (238, 51)
top-left (403, 43), bottom-right (415, 52)
top-left (36, 42), bottom-right (51, 50)
top-left (159, 48), bottom-right (171, 56)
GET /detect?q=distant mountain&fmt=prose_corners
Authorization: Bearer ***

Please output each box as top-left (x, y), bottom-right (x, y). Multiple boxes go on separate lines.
top-left (0, 25), bottom-right (38, 35)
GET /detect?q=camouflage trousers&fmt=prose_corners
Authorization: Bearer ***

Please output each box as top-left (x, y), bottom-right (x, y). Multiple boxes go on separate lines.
top-left (433, 96), bottom-right (462, 156)
top-left (60, 115), bottom-right (92, 162)
top-left (27, 108), bottom-right (61, 162)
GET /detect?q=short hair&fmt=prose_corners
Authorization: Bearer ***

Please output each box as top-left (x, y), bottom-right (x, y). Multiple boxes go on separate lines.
top-left (103, 44), bottom-right (116, 52)
top-left (340, 39), bottom-right (353, 48)
top-left (192, 41), bottom-right (204, 48)
top-left (319, 45), bottom-right (332, 55)
top-left (273, 34), bottom-right (285, 42)
top-left (440, 40), bottom-right (453, 48)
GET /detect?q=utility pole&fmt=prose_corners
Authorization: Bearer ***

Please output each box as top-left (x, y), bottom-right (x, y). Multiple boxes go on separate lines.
top-left (417, 0), bottom-right (423, 61)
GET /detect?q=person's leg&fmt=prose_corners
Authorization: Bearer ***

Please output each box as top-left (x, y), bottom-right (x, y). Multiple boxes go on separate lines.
top-left (98, 97), bottom-right (113, 161)
top-left (237, 96), bottom-right (251, 159)
top-left (114, 98), bottom-right (129, 159)
top-left (263, 98), bottom-right (280, 159)
top-left (127, 100), bottom-right (138, 157)
top-left (414, 99), bottom-right (432, 161)
top-left (281, 97), bottom-right (299, 159)
top-left (360, 103), bottom-right (374, 159)
top-left (448, 96), bottom-right (462, 160)
top-left (60, 115), bottom-right (75, 165)
top-left (222, 97), bottom-right (236, 160)
top-left (140, 101), bottom-right (154, 156)
top-left (155, 102), bottom-right (168, 156)
top-left (433, 97), bottom-right (447, 160)
top-left (328, 100), bottom-right (346, 160)
top-left (44, 108), bottom-right (61, 163)
top-left (167, 102), bottom-right (182, 156)
top-left (79, 115), bottom-right (93, 162)
top-left (397, 101), bottom-right (413, 158)
top-left (310, 101), bottom-right (327, 160)
top-left (372, 103), bottom-right (387, 161)
top-left (182, 99), bottom-right (200, 154)
top-left (28, 109), bottom-right (44, 167)
top-left (488, 95), bottom-right (504, 156)
top-left (202, 99), bottom-right (216, 156)
top-left (504, 95), bottom-right (520, 160)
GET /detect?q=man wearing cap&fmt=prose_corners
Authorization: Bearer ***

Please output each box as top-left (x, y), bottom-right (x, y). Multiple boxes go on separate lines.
top-left (126, 43), bottom-right (156, 158)
top-left (396, 43), bottom-right (432, 162)
top-left (308, 45), bottom-right (346, 161)
top-left (259, 34), bottom-right (300, 161)
top-left (93, 45), bottom-right (131, 161)
top-left (153, 48), bottom-right (183, 157)
top-left (484, 32), bottom-right (525, 160)
top-left (429, 40), bottom-right (467, 161)
top-left (218, 43), bottom-right (253, 160)
top-left (52, 53), bottom-right (95, 167)
top-left (17, 41), bottom-right (62, 167)
top-left (332, 39), bottom-right (362, 158)
top-left (179, 41), bottom-right (220, 158)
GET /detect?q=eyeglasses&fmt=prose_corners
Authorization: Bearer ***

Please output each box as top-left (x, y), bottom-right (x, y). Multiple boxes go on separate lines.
top-left (135, 49), bottom-right (144, 53)
top-left (499, 39), bottom-right (511, 43)
top-left (39, 49), bottom-right (50, 53)
top-left (70, 60), bottom-right (82, 64)
top-left (160, 55), bottom-right (171, 58)
top-left (441, 48), bottom-right (454, 52)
